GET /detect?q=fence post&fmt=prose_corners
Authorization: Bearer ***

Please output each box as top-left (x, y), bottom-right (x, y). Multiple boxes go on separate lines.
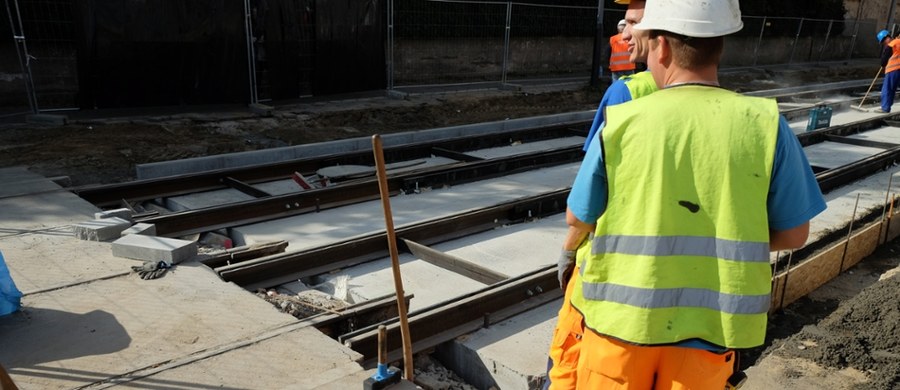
top-left (752, 16), bottom-right (766, 66)
top-left (847, 22), bottom-right (859, 60)
top-left (818, 20), bottom-right (833, 61)
top-left (242, 0), bottom-right (258, 105)
top-left (387, 0), bottom-right (394, 90)
top-left (4, 0), bottom-right (38, 113)
top-left (501, 1), bottom-right (512, 84)
top-left (788, 18), bottom-right (803, 64)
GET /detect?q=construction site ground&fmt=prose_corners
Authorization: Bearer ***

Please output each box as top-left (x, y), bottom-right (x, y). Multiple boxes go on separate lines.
top-left (2, 59), bottom-right (900, 389)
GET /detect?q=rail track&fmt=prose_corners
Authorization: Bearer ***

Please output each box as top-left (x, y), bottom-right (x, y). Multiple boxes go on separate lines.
top-left (69, 79), bottom-right (900, 365)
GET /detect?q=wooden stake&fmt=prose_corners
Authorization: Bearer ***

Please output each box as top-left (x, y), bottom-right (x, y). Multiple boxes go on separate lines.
top-left (878, 173), bottom-right (894, 244)
top-left (778, 250), bottom-right (794, 311)
top-left (371, 134), bottom-right (415, 381)
top-left (838, 193), bottom-right (861, 276)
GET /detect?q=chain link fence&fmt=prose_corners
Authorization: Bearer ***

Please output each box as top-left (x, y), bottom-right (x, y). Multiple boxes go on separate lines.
top-left (0, 0), bottom-right (890, 114)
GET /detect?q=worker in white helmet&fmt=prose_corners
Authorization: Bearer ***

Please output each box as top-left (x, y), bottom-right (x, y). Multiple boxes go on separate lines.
top-left (609, 18), bottom-right (636, 82)
top-left (543, 1), bottom-right (658, 389)
top-left (566, 0), bottom-right (826, 388)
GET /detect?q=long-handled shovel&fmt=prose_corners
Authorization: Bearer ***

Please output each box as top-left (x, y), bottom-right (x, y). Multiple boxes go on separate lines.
top-left (371, 134), bottom-right (415, 381)
top-left (854, 66), bottom-right (883, 111)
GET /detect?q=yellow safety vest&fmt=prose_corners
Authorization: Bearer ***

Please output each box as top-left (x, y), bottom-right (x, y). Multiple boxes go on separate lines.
top-left (621, 71), bottom-right (657, 101)
top-left (571, 85), bottom-right (779, 349)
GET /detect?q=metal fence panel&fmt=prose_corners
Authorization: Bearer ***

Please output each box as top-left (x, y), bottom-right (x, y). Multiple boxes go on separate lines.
top-left (15, 0), bottom-right (77, 110)
top-left (505, 3), bottom-right (597, 81)
top-left (393, 0), bottom-right (507, 85)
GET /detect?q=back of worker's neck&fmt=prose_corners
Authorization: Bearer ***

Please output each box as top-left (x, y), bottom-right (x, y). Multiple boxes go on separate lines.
top-left (661, 67), bottom-right (719, 89)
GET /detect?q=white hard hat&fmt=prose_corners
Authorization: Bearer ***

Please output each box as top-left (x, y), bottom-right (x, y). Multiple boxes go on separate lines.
top-left (634, 0), bottom-right (743, 38)
top-left (617, 19), bottom-right (627, 27)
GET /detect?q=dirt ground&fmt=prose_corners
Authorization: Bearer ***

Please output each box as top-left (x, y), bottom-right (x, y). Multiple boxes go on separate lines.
top-left (0, 61), bottom-right (880, 187)
top-left (2, 61), bottom-right (899, 388)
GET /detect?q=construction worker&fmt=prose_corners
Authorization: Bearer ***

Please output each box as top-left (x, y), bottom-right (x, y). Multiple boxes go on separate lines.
top-left (878, 29), bottom-right (899, 113)
top-left (609, 19), bottom-right (636, 82)
top-left (566, 0), bottom-right (827, 388)
top-left (543, 1), bottom-right (657, 389)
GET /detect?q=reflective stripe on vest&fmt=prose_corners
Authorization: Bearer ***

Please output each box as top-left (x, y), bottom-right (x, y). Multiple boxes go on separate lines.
top-left (609, 34), bottom-right (634, 72)
top-left (570, 86), bottom-right (779, 349)
top-left (592, 235), bottom-right (770, 263)
top-left (887, 39), bottom-right (900, 74)
top-left (579, 281), bottom-right (771, 315)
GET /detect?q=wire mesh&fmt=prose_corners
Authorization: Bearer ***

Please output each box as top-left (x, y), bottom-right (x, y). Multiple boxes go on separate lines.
top-left (13, 0), bottom-right (78, 110)
top-left (393, 0), bottom-right (508, 85)
top-left (505, 3), bottom-right (600, 81)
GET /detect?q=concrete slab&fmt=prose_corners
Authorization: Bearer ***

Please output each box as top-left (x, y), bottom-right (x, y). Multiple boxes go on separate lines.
top-left (434, 214), bottom-right (567, 277)
top-left (136, 111), bottom-right (595, 179)
top-left (845, 125), bottom-right (900, 144)
top-left (0, 169), bottom-right (98, 233)
top-left (438, 301), bottom-right (558, 390)
top-left (111, 234), bottom-right (197, 264)
top-left (323, 254), bottom-right (487, 312)
top-left (111, 325), bottom-right (364, 389)
top-left (803, 141), bottom-right (884, 169)
top-left (0, 171), bottom-right (368, 389)
top-left (0, 264), bottom-right (351, 389)
top-left (230, 164), bottom-right (579, 249)
top-left (73, 217), bottom-right (132, 241)
top-left (466, 136), bottom-right (584, 159)
top-left (1, 232), bottom-right (133, 294)
top-left (165, 188), bottom-right (255, 211)
top-left (121, 222), bottom-right (156, 236)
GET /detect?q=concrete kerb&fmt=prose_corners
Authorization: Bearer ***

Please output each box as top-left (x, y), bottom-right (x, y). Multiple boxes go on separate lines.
top-left (135, 111), bottom-right (596, 179)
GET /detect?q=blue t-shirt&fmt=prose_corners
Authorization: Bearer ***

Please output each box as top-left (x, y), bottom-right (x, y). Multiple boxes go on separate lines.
top-left (569, 115), bottom-right (826, 233)
top-left (583, 79), bottom-right (634, 151)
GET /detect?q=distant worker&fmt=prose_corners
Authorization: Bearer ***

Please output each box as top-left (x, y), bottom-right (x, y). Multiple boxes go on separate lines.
top-left (608, 19), bottom-right (636, 82)
top-left (567, 0), bottom-right (827, 388)
top-left (878, 29), bottom-right (899, 113)
top-left (543, 1), bottom-right (657, 389)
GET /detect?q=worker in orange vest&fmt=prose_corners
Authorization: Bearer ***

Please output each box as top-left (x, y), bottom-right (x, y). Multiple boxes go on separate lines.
top-left (878, 29), bottom-right (900, 113)
top-left (608, 19), bottom-right (636, 82)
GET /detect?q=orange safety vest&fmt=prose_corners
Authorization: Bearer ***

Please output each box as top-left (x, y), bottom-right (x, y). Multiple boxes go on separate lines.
top-left (609, 33), bottom-right (634, 72)
top-left (888, 39), bottom-right (900, 74)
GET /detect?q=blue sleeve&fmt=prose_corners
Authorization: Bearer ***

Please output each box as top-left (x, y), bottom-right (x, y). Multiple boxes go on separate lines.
top-left (768, 116), bottom-right (827, 230)
top-left (568, 133), bottom-right (607, 223)
top-left (583, 80), bottom-right (633, 151)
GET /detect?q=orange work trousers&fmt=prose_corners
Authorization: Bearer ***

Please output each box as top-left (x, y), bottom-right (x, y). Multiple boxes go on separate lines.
top-left (577, 330), bottom-right (734, 389)
top-left (545, 267), bottom-right (584, 390)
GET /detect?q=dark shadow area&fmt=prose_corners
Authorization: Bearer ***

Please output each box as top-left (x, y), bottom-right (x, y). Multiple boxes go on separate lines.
top-left (0, 308), bottom-right (130, 366)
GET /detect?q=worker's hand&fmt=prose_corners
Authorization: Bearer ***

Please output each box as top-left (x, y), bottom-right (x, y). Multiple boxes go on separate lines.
top-left (557, 249), bottom-right (576, 291)
top-left (131, 261), bottom-right (172, 280)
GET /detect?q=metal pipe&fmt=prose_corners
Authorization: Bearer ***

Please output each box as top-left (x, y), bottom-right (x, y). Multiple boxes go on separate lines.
top-left (788, 18), bottom-right (804, 64)
top-left (242, 0), bottom-right (258, 105)
top-left (4, 0), bottom-right (38, 113)
top-left (501, 1), bottom-right (512, 85)
top-left (386, 0), bottom-right (395, 90)
top-left (847, 22), bottom-right (859, 60)
top-left (818, 20), bottom-right (833, 61)
top-left (753, 16), bottom-right (766, 66)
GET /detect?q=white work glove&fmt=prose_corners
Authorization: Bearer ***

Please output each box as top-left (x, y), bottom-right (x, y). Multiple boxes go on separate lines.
top-left (557, 249), bottom-right (576, 291)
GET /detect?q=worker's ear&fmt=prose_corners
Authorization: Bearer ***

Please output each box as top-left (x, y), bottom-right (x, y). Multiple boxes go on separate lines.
top-left (656, 35), bottom-right (671, 67)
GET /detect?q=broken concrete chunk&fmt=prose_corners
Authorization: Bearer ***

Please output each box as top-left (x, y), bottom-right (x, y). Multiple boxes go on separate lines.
top-left (94, 208), bottom-right (133, 222)
top-left (73, 217), bottom-right (132, 241)
top-left (112, 235), bottom-right (197, 265)
top-left (121, 223), bottom-right (156, 236)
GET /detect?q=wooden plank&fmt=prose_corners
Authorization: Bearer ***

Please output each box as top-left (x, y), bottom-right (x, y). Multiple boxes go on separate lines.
top-left (770, 222), bottom-right (881, 312)
top-left (402, 239), bottom-right (508, 285)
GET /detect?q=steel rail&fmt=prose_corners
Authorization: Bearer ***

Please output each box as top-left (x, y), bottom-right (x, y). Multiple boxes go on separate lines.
top-left (137, 148), bottom-right (582, 238)
top-left (215, 190), bottom-right (569, 289)
top-left (73, 124), bottom-right (587, 207)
